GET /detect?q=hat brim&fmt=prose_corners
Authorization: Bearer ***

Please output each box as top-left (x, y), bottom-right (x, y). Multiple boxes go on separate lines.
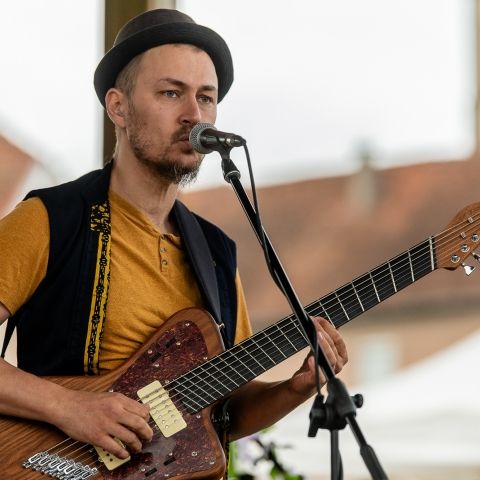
top-left (94, 22), bottom-right (233, 108)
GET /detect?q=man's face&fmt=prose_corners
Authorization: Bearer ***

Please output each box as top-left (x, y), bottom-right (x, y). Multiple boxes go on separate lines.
top-left (123, 44), bottom-right (218, 185)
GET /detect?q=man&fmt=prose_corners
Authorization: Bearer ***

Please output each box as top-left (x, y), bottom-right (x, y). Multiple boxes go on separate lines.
top-left (0, 8), bottom-right (347, 477)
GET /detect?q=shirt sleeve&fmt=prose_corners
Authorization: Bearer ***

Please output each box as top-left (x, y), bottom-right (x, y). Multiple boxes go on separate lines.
top-left (0, 197), bottom-right (49, 315)
top-left (233, 270), bottom-right (253, 344)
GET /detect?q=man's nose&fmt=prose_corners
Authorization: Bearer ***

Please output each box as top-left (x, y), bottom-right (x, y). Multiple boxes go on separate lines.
top-left (179, 95), bottom-right (202, 125)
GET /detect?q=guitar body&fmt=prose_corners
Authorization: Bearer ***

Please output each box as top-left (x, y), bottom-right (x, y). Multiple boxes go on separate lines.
top-left (0, 308), bottom-right (227, 480)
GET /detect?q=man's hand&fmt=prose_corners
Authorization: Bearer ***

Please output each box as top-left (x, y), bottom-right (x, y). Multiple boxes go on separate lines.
top-left (227, 317), bottom-right (348, 440)
top-left (53, 390), bottom-right (153, 459)
top-left (289, 317), bottom-right (348, 397)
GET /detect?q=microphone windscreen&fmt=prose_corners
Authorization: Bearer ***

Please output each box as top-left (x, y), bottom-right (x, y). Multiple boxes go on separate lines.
top-left (189, 122), bottom-right (217, 154)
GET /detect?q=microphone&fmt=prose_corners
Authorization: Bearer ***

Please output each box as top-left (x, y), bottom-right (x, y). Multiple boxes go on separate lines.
top-left (189, 123), bottom-right (245, 154)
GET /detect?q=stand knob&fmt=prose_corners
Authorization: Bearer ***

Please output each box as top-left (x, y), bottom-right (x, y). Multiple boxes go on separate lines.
top-left (353, 394), bottom-right (364, 408)
top-left (472, 251), bottom-right (480, 262)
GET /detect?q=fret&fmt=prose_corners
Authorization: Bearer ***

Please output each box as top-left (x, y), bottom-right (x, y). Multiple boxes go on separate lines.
top-left (213, 352), bottom-right (247, 383)
top-left (240, 339), bottom-right (267, 372)
top-left (198, 358), bottom-right (241, 391)
top-left (205, 358), bottom-right (244, 391)
top-left (276, 323), bottom-right (297, 354)
top-left (390, 252), bottom-right (413, 291)
top-left (228, 349), bottom-right (256, 379)
top-left (336, 284), bottom-right (364, 321)
top-left (371, 263), bottom-right (396, 302)
top-left (291, 318), bottom-right (309, 345)
top-left (314, 301), bottom-right (333, 323)
top-left (410, 239), bottom-right (435, 279)
top-left (407, 250), bottom-right (415, 282)
top-left (184, 356), bottom-right (246, 410)
top-left (352, 282), bottom-right (365, 312)
top-left (197, 373), bottom-right (229, 399)
top-left (269, 339), bottom-right (288, 361)
top-left (388, 263), bottom-right (397, 292)
top-left (335, 290), bottom-right (350, 320)
top-left (429, 237), bottom-right (436, 271)
top-left (247, 335), bottom-right (277, 370)
top-left (255, 329), bottom-right (287, 365)
top-left (320, 292), bottom-right (348, 328)
top-left (353, 273), bottom-right (380, 311)
top-left (369, 272), bottom-right (381, 302)
top-left (181, 389), bottom-right (204, 412)
top-left (180, 375), bottom-right (219, 411)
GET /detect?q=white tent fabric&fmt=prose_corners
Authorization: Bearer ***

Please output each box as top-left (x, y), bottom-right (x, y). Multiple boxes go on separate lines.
top-left (258, 330), bottom-right (480, 478)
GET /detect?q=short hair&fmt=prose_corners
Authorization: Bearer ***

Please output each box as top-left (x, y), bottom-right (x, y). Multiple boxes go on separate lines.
top-left (112, 53), bottom-right (144, 156)
top-left (114, 52), bottom-right (145, 99)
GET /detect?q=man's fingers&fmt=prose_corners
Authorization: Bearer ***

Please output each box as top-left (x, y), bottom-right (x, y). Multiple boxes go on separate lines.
top-left (58, 390), bottom-right (155, 459)
top-left (109, 423), bottom-right (144, 455)
top-left (123, 398), bottom-right (151, 421)
top-left (119, 407), bottom-right (154, 442)
top-left (95, 433), bottom-right (132, 459)
top-left (313, 319), bottom-right (338, 368)
top-left (312, 317), bottom-right (348, 374)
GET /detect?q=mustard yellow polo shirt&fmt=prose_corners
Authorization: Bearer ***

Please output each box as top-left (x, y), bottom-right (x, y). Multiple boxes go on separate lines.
top-left (0, 193), bottom-right (252, 372)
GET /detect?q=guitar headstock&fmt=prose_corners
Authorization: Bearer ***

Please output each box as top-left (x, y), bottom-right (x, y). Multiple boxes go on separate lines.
top-left (435, 202), bottom-right (480, 273)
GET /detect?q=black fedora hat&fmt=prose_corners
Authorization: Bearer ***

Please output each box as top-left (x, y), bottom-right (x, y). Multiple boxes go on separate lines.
top-left (94, 9), bottom-right (233, 108)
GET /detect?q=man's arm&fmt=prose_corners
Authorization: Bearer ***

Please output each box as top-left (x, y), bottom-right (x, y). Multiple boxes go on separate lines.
top-left (227, 318), bottom-right (348, 440)
top-left (0, 302), bottom-right (153, 459)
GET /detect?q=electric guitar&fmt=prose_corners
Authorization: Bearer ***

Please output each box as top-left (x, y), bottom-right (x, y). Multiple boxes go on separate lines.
top-left (1, 202), bottom-right (479, 480)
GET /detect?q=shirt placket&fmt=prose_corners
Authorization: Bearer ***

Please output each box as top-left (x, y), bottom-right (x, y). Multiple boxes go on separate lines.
top-left (159, 235), bottom-right (169, 273)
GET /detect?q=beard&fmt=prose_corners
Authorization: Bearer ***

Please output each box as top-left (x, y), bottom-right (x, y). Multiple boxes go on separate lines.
top-left (126, 111), bottom-right (204, 187)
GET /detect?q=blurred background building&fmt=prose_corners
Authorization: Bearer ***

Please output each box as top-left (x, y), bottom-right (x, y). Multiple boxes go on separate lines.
top-left (1, 1), bottom-right (480, 478)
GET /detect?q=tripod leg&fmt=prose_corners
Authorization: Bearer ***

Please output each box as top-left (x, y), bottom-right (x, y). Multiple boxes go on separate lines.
top-left (331, 430), bottom-right (343, 480)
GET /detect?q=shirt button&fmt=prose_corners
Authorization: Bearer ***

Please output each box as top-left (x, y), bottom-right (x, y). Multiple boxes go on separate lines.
top-left (162, 259), bottom-right (168, 266)
top-left (160, 247), bottom-right (167, 253)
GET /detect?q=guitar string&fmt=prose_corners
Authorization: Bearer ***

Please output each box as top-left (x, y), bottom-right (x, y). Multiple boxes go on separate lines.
top-left (278, 213), bottom-right (480, 328)
top-left (142, 230), bottom-right (468, 412)
top-left (161, 211), bottom-right (480, 406)
top-left (309, 214), bottom-right (480, 324)
top-left (311, 219), bottom-right (479, 325)
top-left (100, 212), bottom-right (480, 422)
top-left (24, 211), bottom-right (480, 468)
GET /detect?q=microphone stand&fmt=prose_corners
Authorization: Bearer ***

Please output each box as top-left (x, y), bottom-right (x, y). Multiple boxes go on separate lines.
top-left (217, 147), bottom-right (388, 480)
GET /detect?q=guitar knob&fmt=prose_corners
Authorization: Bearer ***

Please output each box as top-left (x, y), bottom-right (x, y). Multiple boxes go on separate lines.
top-left (472, 251), bottom-right (480, 262)
top-left (461, 263), bottom-right (476, 275)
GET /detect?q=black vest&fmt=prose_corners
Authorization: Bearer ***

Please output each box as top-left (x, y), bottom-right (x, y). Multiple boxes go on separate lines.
top-left (7, 163), bottom-right (238, 375)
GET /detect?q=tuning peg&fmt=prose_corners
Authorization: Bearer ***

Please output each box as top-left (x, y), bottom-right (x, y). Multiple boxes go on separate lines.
top-left (472, 251), bottom-right (480, 262)
top-left (461, 263), bottom-right (476, 275)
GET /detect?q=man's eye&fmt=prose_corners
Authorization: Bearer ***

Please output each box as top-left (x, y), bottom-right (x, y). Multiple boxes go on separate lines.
top-left (163, 90), bottom-right (178, 98)
top-left (199, 95), bottom-right (213, 104)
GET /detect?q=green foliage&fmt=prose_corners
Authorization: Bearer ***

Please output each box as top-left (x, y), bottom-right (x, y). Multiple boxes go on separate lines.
top-left (228, 430), bottom-right (303, 480)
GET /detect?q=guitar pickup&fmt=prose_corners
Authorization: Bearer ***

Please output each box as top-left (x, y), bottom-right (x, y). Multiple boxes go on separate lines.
top-left (94, 438), bottom-right (131, 471)
top-left (138, 380), bottom-right (187, 437)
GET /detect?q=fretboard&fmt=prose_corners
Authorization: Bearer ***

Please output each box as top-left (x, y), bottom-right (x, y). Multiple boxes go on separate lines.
top-left (174, 236), bottom-right (436, 413)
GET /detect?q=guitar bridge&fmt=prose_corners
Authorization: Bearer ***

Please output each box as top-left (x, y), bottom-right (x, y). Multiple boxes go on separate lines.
top-left (138, 380), bottom-right (187, 437)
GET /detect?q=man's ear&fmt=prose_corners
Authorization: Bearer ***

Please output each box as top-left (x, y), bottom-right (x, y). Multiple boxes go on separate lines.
top-left (105, 88), bottom-right (127, 127)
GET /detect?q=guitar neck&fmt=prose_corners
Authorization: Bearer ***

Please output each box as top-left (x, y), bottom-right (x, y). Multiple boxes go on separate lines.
top-left (174, 236), bottom-right (436, 413)
top-left (307, 236), bottom-right (435, 328)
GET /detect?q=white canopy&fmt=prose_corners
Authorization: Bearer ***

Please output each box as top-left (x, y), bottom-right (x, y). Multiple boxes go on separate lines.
top-left (258, 330), bottom-right (480, 478)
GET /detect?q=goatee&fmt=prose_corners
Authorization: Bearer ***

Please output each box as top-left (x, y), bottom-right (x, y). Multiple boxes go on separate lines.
top-left (135, 150), bottom-right (203, 187)
top-left (130, 126), bottom-right (204, 186)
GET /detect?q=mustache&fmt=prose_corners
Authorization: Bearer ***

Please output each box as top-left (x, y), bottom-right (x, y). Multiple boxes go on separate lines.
top-left (171, 126), bottom-right (193, 143)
